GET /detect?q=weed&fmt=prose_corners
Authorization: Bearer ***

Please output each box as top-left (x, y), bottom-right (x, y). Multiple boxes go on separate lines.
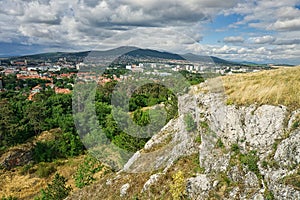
top-left (200, 121), bottom-right (209, 129)
top-left (239, 151), bottom-right (260, 177)
top-left (20, 163), bottom-right (35, 175)
top-left (195, 135), bottom-right (202, 144)
top-left (216, 138), bottom-right (225, 149)
top-left (184, 113), bottom-right (197, 132)
top-left (264, 189), bottom-right (275, 200)
top-left (36, 163), bottom-right (56, 178)
top-left (169, 171), bottom-right (186, 200)
top-left (231, 143), bottom-right (240, 153)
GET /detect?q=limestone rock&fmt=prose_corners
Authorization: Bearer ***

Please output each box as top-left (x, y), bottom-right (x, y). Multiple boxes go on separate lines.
top-left (141, 173), bottom-right (163, 192)
top-left (0, 143), bottom-right (33, 169)
top-left (274, 130), bottom-right (300, 167)
top-left (120, 183), bottom-right (130, 197)
top-left (186, 175), bottom-right (211, 200)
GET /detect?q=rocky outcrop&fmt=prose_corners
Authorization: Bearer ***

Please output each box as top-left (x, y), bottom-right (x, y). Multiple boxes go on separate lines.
top-left (0, 143), bottom-right (33, 170)
top-left (120, 84), bottom-right (300, 199)
top-left (186, 88), bottom-right (300, 200)
top-left (68, 84), bottom-right (300, 200)
top-left (186, 175), bottom-right (211, 200)
top-left (121, 95), bottom-right (199, 173)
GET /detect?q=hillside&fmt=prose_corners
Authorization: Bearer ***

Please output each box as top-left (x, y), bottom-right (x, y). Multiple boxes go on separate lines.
top-left (8, 46), bottom-right (242, 66)
top-left (1, 66), bottom-right (300, 200)
top-left (181, 53), bottom-right (238, 65)
top-left (65, 67), bottom-right (300, 199)
top-left (223, 66), bottom-right (300, 110)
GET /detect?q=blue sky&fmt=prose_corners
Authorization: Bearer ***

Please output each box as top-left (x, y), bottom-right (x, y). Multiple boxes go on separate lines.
top-left (1, 0), bottom-right (300, 64)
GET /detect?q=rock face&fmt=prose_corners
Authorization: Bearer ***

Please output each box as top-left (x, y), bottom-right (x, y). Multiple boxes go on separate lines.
top-left (0, 143), bottom-right (33, 170)
top-left (186, 175), bottom-right (211, 200)
top-left (121, 94), bottom-right (199, 173)
top-left (121, 85), bottom-right (300, 199)
top-left (186, 89), bottom-right (300, 200)
top-left (67, 84), bottom-right (300, 200)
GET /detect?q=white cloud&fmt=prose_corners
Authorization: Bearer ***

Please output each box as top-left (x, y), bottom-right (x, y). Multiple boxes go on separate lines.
top-left (223, 36), bottom-right (244, 43)
top-left (249, 35), bottom-right (276, 44)
top-left (0, 0), bottom-right (300, 64)
top-left (271, 18), bottom-right (300, 31)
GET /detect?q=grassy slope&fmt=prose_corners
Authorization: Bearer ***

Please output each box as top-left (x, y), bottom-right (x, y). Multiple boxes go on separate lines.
top-left (0, 156), bottom-right (85, 199)
top-left (222, 66), bottom-right (300, 110)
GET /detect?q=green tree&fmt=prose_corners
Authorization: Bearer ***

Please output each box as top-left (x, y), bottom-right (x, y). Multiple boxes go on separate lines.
top-left (74, 155), bottom-right (103, 188)
top-left (35, 173), bottom-right (71, 200)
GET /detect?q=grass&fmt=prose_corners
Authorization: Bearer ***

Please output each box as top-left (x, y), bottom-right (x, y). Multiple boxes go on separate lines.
top-left (0, 155), bottom-right (87, 200)
top-left (281, 168), bottom-right (300, 190)
top-left (291, 113), bottom-right (300, 130)
top-left (222, 67), bottom-right (300, 110)
top-left (67, 154), bottom-right (202, 199)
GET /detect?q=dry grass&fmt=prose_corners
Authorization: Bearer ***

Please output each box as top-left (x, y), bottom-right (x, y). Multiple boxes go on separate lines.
top-left (67, 154), bottom-right (201, 200)
top-left (0, 155), bottom-right (86, 200)
top-left (222, 67), bottom-right (300, 110)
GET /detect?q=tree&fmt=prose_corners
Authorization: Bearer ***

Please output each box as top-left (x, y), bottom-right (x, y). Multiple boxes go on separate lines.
top-left (74, 155), bottom-right (103, 188)
top-left (35, 173), bottom-right (71, 200)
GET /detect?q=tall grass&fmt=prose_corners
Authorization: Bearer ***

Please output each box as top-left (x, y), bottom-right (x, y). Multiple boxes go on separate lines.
top-left (222, 67), bottom-right (300, 110)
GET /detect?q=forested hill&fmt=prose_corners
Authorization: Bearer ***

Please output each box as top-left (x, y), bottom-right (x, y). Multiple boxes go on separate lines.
top-left (7, 46), bottom-right (241, 66)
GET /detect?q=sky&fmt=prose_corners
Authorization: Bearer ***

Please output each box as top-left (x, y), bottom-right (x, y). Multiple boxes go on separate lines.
top-left (1, 0), bottom-right (300, 64)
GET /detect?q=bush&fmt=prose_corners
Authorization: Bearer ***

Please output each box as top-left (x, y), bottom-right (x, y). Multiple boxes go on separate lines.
top-left (231, 143), bottom-right (240, 153)
top-left (184, 114), bottom-right (196, 132)
top-left (240, 150), bottom-right (260, 176)
top-left (264, 189), bottom-right (275, 200)
top-left (74, 155), bottom-right (103, 188)
top-left (170, 171), bottom-right (186, 200)
top-left (33, 142), bottom-right (58, 163)
top-left (36, 163), bottom-right (56, 178)
top-left (20, 163), bottom-right (35, 175)
top-left (216, 138), bottom-right (225, 148)
top-left (35, 173), bottom-right (71, 200)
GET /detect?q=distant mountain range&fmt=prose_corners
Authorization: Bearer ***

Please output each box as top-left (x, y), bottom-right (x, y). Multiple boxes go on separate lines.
top-left (6, 46), bottom-right (247, 66)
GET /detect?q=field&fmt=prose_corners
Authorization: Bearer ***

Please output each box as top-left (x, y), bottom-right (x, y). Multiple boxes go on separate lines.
top-left (222, 66), bottom-right (300, 110)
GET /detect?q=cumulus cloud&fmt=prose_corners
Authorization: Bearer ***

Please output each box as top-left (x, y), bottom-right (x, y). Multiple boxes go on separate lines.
top-left (274, 39), bottom-right (300, 45)
top-left (271, 18), bottom-right (300, 31)
top-left (1, 0), bottom-right (300, 64)
top-left (223, 36), bottom-right (244, 43)
top-left (0, 0), bottom-right (239, 54)
top-left (249, 35), bottom-right (276, 44)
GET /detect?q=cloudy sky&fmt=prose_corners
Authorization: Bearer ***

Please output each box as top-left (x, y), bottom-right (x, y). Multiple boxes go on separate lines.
top-left (1, 0), bottom-right (300, 64)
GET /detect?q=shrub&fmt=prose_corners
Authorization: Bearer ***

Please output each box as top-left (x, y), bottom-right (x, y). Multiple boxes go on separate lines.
top-left (216, 138), bottom-right (225, 148)
top-left (33, 142), bottom-right (58, 163)
top-left (231, 143), bottom-right (240, 153)
top-left (184, 114), bottom-right (196, 132)
top-left (195, 135), bottom-right (202, 144)
top-left (36, 163), bottom-right (56, 178)
top-left (292, 120), bottom-right (300, 130)
top-left (74, 155), bottom-right (103, 188)
top-left (240, 150), bottom-right (260, 176)
top-left (264, 189), bottom-right (275, 200)
top-left (35, 173), bottom-right (71, 200)
top-left (169, 171), bottom-right (186, 200)
top-left (20, 163), bottom-right (35, 175)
